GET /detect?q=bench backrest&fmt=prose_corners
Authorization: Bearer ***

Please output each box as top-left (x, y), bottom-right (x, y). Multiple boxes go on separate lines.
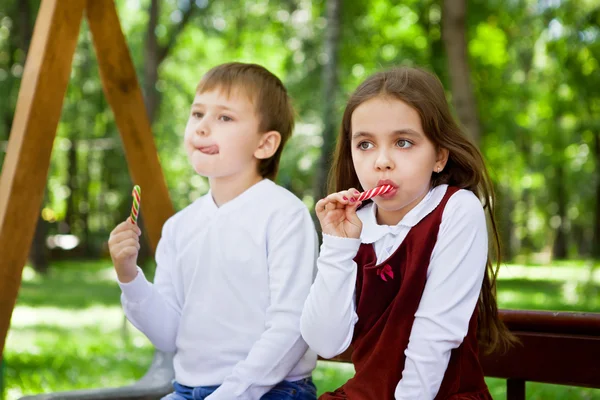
top-left (323, 310), bottom-right (600, 399)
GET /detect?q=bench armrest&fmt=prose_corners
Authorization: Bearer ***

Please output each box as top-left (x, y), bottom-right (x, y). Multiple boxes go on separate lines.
top-left (18, 350), bottom-right (175, 400)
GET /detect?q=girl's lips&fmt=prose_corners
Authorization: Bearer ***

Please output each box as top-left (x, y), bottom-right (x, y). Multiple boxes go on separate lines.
top-left (378, 186), bottom-right (398, 199)
top-left (198, 145), bottom-right (219, 155)
top-left (376, 179), bottom-right (398, 188)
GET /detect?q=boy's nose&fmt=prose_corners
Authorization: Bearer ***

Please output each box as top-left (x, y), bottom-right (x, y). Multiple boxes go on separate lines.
top-left (195, 121), bottom-right (209, 136)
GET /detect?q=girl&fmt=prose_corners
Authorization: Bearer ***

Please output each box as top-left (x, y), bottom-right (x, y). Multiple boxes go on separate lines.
top-left (300, 67), bottom-right (515, 399)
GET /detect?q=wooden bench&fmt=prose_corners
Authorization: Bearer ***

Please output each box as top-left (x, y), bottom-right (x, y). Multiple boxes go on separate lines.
top-left (485, 310), bottom-right (600, 398)
top-left (328, 310), bottom-right (600, 399)
top-left (18, 310), bottom-right (600, 400)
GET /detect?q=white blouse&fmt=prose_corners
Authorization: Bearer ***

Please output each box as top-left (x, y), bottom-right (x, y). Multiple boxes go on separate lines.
top-left (301, 185), bottom-right (489, 399)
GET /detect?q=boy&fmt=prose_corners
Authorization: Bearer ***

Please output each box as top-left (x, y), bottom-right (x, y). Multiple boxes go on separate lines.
top-left (108, 63), bottom-right (318, 400)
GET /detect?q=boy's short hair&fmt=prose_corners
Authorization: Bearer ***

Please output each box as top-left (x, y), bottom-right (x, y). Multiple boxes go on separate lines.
top-left (196, 62), bottom-right (295, 181)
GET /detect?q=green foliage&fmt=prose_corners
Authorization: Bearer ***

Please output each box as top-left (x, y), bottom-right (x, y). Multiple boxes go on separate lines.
top-left (1, 2), bottom-right (599, 398)
top-left (0, 0), bottom-right (598, 259)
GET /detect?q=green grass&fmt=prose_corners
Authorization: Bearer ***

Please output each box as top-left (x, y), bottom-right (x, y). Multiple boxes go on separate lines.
top-left (4, 261), bottom-right (154, 399)
top-left (2, 260), bottom-right (600, 399)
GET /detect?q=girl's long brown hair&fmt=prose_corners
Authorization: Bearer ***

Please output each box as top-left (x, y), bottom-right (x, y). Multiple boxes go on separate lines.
top-left (329, 66), bottom-right (516, 353)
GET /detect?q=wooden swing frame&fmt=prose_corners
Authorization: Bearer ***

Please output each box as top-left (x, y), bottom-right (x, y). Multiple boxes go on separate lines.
top-left (0, 0), bottom-right (174, 358)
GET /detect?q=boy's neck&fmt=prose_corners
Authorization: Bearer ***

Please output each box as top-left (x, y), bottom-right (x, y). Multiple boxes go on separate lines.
top-left (209, 171), bottom-right (264, 207)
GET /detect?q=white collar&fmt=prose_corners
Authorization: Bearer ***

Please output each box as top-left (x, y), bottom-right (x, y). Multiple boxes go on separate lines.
top-left (357, 184), bottom-right (448, 244)
top-left (205, 179), bottom-right (271, 213)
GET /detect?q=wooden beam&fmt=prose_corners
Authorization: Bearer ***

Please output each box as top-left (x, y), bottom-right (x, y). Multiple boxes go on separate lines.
top-left (86, 0), bottom-right (174, 251)
top-left (0, 0), bottom-right (86, 357)
top-left (481, 332), bottom-right (600, 387)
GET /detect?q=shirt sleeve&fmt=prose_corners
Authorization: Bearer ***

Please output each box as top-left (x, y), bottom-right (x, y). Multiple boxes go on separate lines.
top-left (300, 234), bottom-right (362, 359)
top-left (118, 217), bottom-right (181, 352)
top-left (395, 190), bottom-right (489, 399)
top-left (206, 207), bottom-right (318, 400)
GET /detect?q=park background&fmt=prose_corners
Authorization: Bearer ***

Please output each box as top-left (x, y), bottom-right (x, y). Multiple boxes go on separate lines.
top-left (0, 0), bottom-right (599, 398)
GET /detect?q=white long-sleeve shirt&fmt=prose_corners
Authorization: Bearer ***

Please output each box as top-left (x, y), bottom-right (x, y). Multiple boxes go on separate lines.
top-left (301, 185), bottom-right (488, 399)
top-left (118, 179), bottom-right (318, 400)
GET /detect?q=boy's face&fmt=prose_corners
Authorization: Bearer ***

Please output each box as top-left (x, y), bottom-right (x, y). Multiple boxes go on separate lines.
top-left (184, 88), bottom-right (264, 180)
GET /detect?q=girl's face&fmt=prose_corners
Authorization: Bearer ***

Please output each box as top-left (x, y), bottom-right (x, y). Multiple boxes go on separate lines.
top-left (350, 95), bottom-right (447, 226)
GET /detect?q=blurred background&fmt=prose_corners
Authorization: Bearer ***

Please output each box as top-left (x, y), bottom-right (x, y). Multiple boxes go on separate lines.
top-left (0, 0), bottom-right (598, 398)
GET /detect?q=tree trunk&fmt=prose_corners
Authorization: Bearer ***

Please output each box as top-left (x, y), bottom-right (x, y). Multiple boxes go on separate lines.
top-left (1, 0), bottom-right (30, 142)
top-left (552, 163), bottom-right (568, 259)
top-left (80, 147), bottom-right (91, 256)
top-left (496, 184), bottom-right (515, 261)
top-left (144, 0), bottom-right (161, 123)
top-left (65, 139), bottom-right (78, 233)
top-left (18, 0), bottom-right (32, 54)
top-left (313, 0), bottom-right (342, 204)
top-left (419, 0), bottom-right (447, 85)
top-left (593, 130), bottom-right (600, 259)
top-left (442, 0), bottom-right (481, 144)
top-left (144, 0), bottom-right (197, 123)
top-left (29, 209), bottom-right (49, 274)
top-left (520, 158), bottom-right (534, 256)
top-left (517, 49), bottom-right (534, 255)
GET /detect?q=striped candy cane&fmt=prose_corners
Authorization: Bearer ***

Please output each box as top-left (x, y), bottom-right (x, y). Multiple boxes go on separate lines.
top-left (130, 185), bottom-right (141, 224)
top-left (356, 184), bottom-right (393, 202)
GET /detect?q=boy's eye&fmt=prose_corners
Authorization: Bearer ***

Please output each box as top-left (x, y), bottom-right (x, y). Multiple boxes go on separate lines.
top-left (219, 115), bottom-right (233, 122)
top-left (396, 139), bottom-right (412, 149)
top-left (358, 141), bottom-right (373, 150)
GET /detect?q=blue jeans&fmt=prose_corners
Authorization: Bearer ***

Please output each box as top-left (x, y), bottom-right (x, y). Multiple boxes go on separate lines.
top-left (161, 377), bottom-right (317, 400)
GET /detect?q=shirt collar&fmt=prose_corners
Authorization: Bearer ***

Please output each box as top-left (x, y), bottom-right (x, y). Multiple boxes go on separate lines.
top-left (205, 179), bottom-right (271, 214)
top-left (357, 184), bottom-right (449, 244)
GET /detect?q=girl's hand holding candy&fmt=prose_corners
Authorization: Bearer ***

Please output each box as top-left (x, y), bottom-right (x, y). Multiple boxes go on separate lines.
top-left (315, 188), bottom-right (363, 239)
top-left (315, 185), bottom-right (393, 239)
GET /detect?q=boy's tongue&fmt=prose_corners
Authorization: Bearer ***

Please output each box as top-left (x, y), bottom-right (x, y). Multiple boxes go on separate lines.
top-left (200, 145), bottom-right (219, 155)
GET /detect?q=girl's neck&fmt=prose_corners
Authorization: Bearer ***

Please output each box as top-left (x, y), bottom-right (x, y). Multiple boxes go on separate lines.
top-left (375, 186), bottom-right (430, 226)
top-left (209, 171), bottom-right (264, 207)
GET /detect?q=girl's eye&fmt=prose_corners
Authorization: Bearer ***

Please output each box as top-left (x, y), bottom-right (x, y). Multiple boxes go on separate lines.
top-left (192, 111), bottom-right (203, 119)
top-left (358, 141), bottom-right (373, 150)
top-left (397, 139), bottom-right (412, 149)
top-left (219, 115), bottom-right (233, 122)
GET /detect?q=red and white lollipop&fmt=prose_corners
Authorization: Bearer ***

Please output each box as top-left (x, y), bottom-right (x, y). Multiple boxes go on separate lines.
top-left (356, 185), bottom-right (393, 202)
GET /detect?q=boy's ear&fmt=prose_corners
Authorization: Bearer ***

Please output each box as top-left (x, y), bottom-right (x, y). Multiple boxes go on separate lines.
top-left (255, 131), bottom-right (282, 160)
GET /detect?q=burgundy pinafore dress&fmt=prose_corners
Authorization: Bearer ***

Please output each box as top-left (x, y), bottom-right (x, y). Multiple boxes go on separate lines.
top-left (320, 186), bottom-right (492, 400)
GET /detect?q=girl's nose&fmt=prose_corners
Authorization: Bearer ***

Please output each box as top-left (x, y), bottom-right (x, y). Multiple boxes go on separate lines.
top-left (375, 151), bottom-right (394, 170)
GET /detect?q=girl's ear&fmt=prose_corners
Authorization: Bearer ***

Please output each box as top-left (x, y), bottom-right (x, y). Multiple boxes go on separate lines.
top-left (255, 131), bottom-right (282, 160)
top-left (435, 147), bottom-right (449, 172)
